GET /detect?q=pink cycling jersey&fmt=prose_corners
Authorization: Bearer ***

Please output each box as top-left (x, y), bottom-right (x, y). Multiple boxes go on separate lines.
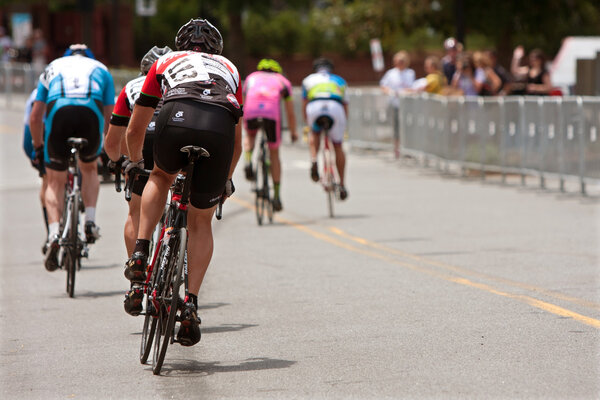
top-left (243, 71), bottom-right (292, 122)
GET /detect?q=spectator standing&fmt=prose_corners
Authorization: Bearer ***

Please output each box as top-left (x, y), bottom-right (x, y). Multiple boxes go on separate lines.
top-left (0, 26), bottom-right (13, 61)
top-left (450, 54), bottom-right (479, 96)
top-left (411, 56), bottom-right (446, 94)
top-left (486, 50), bottom-right (511, 95)
top-left (379, 51), bottom-right (415, 158)
top-left (442, 37), bottom-right (460, 85)
top-left (473, 51), bottom-right (501, 96)
top-left (511, 46), bottom-right (552, 95)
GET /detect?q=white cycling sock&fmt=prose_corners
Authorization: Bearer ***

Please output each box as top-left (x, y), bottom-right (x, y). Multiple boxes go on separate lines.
top-left (48, 222), bottom-right (60, 240)
top-left (85, 207), bottom-right (96, 223)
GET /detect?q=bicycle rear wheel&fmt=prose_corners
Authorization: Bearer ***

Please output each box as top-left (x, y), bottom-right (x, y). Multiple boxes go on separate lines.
top-left (323, 154), bottom-right (335, 218)
top-left (255, 153), bottom-right (268, 226)
top-left (152, 229), bottom-right (186, 375)
top-left (66, 194), bottom-right (79, 297)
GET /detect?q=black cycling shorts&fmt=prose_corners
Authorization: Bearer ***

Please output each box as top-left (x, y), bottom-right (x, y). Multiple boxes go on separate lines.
top-left (46, 105), bottom-right (100, 171)
top-left (153, 99), bottom-right (236, 209)
top-left (246, 118), bottom-right (277, 143)
top-left (131, 120), bottom-right (157, 196)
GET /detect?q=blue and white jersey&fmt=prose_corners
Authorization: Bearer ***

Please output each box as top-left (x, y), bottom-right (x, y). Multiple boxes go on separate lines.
top-left (301, 71), bottom-right (347, 104)
top-left (35, 54), bottom-right (115, 105)
top-left (23, 88), bottom-right (38, 161)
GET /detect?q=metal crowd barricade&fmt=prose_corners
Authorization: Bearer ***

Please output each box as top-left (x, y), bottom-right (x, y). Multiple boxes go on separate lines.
top-left (337, 88), bottom-right (598, 195)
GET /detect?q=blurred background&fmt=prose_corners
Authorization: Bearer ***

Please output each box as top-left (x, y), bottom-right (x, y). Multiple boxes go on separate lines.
top-left (0, 0), bottom-right (599, 87)
top-left (2, 0), bottom-right (600, 190)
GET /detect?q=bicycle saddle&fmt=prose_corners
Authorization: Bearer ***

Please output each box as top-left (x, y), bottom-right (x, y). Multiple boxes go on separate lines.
top-left (180, 146), bottom-right (210, 158)
top-left (315, 115), bottom-right (334, 130)
top-left (67, 137), bottom-right (88, 148)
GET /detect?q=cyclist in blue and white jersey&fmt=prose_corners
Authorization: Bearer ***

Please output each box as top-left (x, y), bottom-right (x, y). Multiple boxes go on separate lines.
top-left (301, 57), bottom-right (349, 200)
top-left (30, 44), bottom-right (115, 272)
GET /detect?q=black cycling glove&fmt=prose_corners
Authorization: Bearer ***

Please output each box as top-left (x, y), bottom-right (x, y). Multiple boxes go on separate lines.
top-left (33, 145), bottom-right (46, 177)
top-left (108, 155), bottom-right (127, 174)
top-left (224, 179), bottom-right (235, 198)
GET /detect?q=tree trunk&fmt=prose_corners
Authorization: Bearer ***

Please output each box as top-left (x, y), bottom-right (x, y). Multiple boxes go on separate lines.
top-left (226, 11), bottom-right (246, 78)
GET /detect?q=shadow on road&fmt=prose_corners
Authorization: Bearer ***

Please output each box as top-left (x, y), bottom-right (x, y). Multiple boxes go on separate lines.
top-left (201, 323), bottom-right (258, 335)
top-left (76, 289), bottom-right (124, 298)
top-left (81, 263), bottom-right (121, 270)
top-left (327, 213), bottom-right (368, 220)
top-left (130, 322), bottom-right (256, 337)
top-left (156, 357), bottom-right (297, 377)
top-left (198, 302), bottom-right (230, 311)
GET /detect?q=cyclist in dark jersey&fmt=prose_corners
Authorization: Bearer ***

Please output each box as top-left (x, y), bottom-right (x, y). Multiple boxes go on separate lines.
top-left (123, 19), bottom-right (243, 346)
top-left (104, 45), bottom-right (172, 316)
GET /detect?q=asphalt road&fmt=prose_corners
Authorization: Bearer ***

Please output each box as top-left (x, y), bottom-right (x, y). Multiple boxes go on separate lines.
top-left (1, 96), bottom-right (599, 399)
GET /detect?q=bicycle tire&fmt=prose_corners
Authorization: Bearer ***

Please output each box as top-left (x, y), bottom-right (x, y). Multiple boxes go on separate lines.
top-left (323, 146), bottom-right (335, 219)
top-left (140, 246), bottom-right (161, 364)
top-left (255, 151), bottom-right (266, 226)
top-left (152, 229), bottom-right (186, 375)
top-left (66, 193), bottom-right (79, 297)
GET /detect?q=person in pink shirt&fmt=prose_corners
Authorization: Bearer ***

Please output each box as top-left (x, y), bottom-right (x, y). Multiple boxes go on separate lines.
top-left (243, 59), bottom-right (298, 211)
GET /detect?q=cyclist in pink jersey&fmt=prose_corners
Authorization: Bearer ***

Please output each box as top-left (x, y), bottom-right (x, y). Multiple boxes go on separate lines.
top-left (243, 58), bottom-right (298, 211)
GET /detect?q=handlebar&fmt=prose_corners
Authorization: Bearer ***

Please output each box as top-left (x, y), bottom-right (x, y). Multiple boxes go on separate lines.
top-left (215, 198), bottom-right (223, 220)
top-left (114, 160), bottom-right (123, 193)
top-left (124, 166), bottom-right (152, 202)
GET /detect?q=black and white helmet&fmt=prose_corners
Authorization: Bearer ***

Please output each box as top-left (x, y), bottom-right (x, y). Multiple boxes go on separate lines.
top-left (175, 18), bottom-right (223, 55)
top-left (313, 57), bottom-right (334, 72)
top-left (140, 46), bottom-right (172, 75)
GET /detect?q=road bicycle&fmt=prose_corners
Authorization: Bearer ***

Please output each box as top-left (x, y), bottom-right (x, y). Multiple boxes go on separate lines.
top-left (113, 160), bottom-right (165, 365)
top-left (126, 146), bottom-right (223, 375)
top-left (315, 116), bottom-right (341, 218)
top-left (251, 119), bottom-right (274, 225)
top-left (59, 137), bottom-right (90, 297)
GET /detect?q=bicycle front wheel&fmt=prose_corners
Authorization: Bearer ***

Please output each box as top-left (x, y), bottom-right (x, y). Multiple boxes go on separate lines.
top-left (140, 237), bottom-right (163, 364)
top-left (152, 228), bottom-right (186, 375)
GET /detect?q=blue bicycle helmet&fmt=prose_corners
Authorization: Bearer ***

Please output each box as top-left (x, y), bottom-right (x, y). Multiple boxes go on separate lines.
top-left (64, 44), bottom-right (95, 59)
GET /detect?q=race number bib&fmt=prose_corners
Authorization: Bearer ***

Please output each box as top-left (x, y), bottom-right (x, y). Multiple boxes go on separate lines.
top-left (163, 55), bottom-right (211, 88)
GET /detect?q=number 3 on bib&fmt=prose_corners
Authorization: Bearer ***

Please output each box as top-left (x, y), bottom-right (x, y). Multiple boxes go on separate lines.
top-left (165, 56), bottom-right (210, 87)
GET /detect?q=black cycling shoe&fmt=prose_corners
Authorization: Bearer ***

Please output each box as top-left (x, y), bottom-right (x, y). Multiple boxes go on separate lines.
top-left (244, 164), bottom-right (255, 181)
top-left (84, 221), bottom-right (100, 244)
top-left (44, 235), bottom-right (60, 272)
top-left (177, 299), bottom-right (201, 347)
top-left (310, 162), bottom-right (319, 182)
top-left (272, 197), bottom-right (282, 212)
top-left (123, 283), bottom-right (144, 316)
top-left (124, 252), bottom-right (148, 282)
top-left (339, 186), bottom-right (349, 201)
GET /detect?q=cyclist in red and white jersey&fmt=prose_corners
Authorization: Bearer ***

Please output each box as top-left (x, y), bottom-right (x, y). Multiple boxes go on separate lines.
top-left (105, 45), bottom-right (172, 253)
top-left (124, 19), bottom-right (242, 346)
top-left (243, 58), bottom-right (298, 211)
top-left (104, 45), bottom-right (172, 316)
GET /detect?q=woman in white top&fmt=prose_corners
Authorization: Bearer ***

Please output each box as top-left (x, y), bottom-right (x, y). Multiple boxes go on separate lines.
top-left (380, 51), bottom-right (415, 158)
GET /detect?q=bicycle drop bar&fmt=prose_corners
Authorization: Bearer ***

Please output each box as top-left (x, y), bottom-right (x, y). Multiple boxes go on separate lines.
top-left (114, 160), bottom-right (123, 193)
top-left (124, 166), bottom-right (152, 201)
top-left (215, 198), bottom-right (223, 220)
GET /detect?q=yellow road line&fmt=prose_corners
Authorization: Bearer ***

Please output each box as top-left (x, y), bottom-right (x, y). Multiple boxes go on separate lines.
top-left (327, 226), bottom-right (600, 312)
top-left (451, 277), bottom-right (600, 329)
top-left (230, 197), bottom-right (600, 329)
